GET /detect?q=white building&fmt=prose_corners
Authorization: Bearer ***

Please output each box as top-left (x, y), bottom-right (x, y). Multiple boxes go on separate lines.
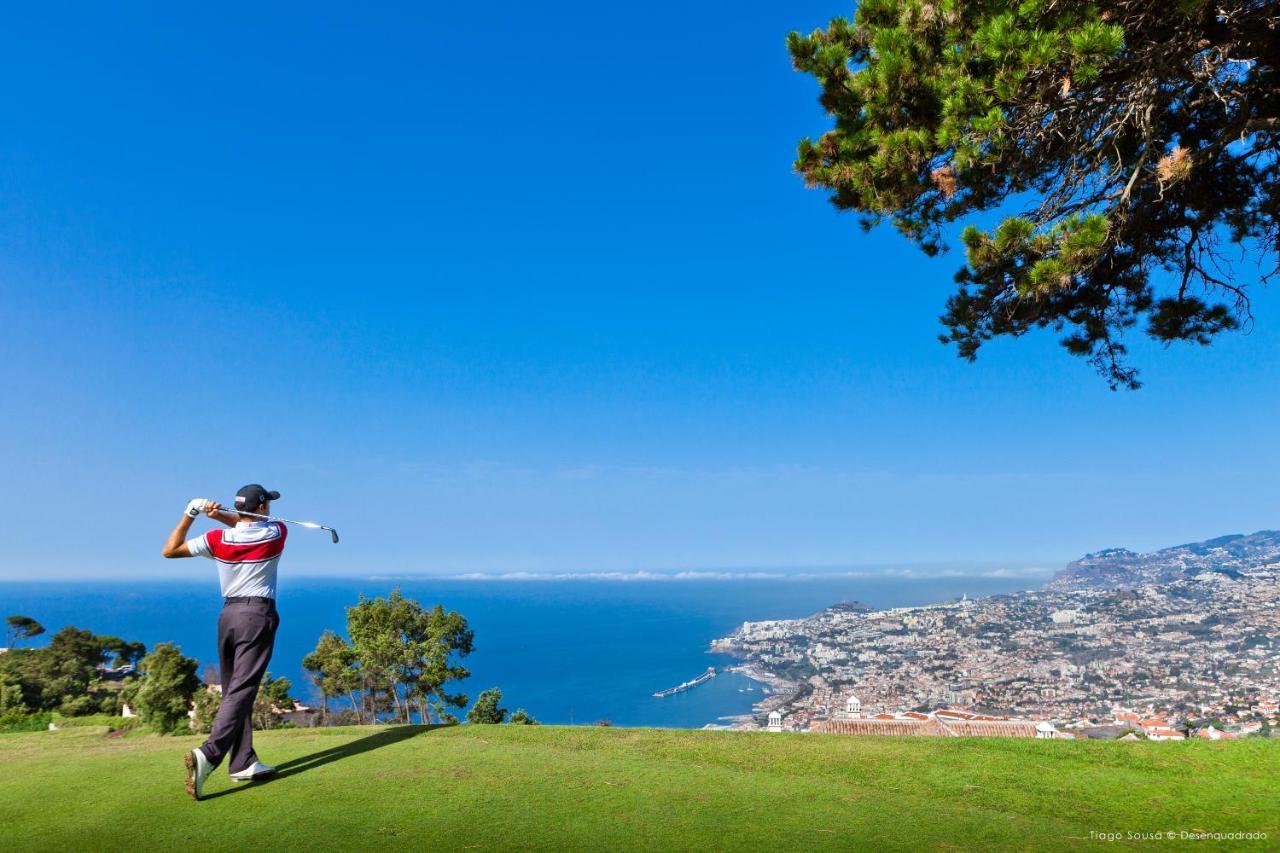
top-left (766, 710), bottom-right (783, 732)
top-left (1035, 722), bottom-right (1057, 739)
top-left (844, 695), bottom-right (862, 718)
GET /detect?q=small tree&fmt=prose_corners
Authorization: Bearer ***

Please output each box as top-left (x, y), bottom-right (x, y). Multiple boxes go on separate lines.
top-left (252, 673), bottom-right (295, 730)
top-left (132, 643), bottom-right (200, 734)
top-left (5, 615), bottom-right (45, 648)
top-left (302, 630), bottom-right (361, 722)
top-left (346, 593), bottom-right (409, 723)
top-left (467, 688), bottom-right (508, 724)
top-left (191, 687), bottom-right (222, 734)
top-left (509, 708), bottom-right (539, 726)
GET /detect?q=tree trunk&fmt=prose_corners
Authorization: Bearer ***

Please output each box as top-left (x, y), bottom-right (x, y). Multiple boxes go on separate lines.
top-left (391, 683), bottom-right (406, 724)
top-left (346, 689), bottom-right (361, 724)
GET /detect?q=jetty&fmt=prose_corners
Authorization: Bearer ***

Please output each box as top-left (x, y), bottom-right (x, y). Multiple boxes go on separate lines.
top-left (653, 667), bottom-right (716, 698)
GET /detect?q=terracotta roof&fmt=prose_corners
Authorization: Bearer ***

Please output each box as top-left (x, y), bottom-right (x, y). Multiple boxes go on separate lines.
top-left (943, 720), bottom-right (1039, 738)
top-left (935, 709), bottom-right (979, 720)
top-left (813, 718), bottom-right (950, 737)
top-left (1148, 727), bottom-right (1185, 738)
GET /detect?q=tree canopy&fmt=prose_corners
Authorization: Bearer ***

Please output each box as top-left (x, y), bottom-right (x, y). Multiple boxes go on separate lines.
top-left (252, 673), bottom-right (297, 730)
top-left (310, 589), bottom-right (475, 725)
top-left (5, 615), bottom-right (45, 647)
top-left (789, 0), bottom-right (1278, 387)
top-left (0, 623), bottom-right (152, 719)
top-left (126, 642), bottom-right (200, 734)
top-left (302, 629), bottom-right (361, 719)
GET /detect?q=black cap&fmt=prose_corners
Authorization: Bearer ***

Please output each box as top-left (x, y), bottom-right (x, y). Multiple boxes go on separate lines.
top-left (234, 484), bottom-right (280, 512)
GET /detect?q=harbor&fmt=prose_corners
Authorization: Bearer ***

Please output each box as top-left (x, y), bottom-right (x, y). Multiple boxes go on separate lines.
top-left (653, 666), bottom-right (716, 698)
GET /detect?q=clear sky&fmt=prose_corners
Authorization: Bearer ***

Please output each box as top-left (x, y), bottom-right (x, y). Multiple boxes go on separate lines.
top-left (2, 2), bottom-right (1277, 580)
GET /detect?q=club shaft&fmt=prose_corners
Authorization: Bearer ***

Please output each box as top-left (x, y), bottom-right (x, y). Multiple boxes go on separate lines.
top-left (229, 508), bottom-right (338, 541)
top-left (234, 509), bottom-right (319, 527)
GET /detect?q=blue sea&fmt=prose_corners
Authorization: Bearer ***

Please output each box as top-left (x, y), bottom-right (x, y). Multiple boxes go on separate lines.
top-left (1, 573), bottom-right (1046, 727)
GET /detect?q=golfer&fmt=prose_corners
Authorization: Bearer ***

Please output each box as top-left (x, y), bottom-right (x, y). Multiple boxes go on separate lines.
top-left (162, 484), bottom-right (287, 800)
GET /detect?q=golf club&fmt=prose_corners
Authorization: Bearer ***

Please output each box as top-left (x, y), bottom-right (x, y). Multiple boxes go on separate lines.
top-left (229, 507), bottom-right (340, 543)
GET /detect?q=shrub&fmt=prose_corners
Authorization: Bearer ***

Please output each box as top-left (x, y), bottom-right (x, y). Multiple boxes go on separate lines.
top-left (0, 710), bottom-right (52, 733)
top-left (510, 709), bottom-right (539, 725)
top-left (191, 687), bottom-right (222, 735)
top-left (57, 695), bottom-right (95, 717)
top-left (251, 674), bottom-right (294, 730)
top-left (132, 643), bottom-right (200, 734)
top-left (467, 688), bottom-right (508, 724)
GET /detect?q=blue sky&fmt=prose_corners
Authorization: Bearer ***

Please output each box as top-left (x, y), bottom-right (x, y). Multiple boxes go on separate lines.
top-left (2, 2), bottom-right (1277, 579)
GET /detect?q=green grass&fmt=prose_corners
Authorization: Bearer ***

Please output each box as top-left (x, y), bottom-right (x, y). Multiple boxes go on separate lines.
top-left (2, 725), bottom-right (1276, 851)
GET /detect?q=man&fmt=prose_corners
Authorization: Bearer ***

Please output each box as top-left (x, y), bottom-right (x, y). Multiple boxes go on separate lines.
top-left (161, 484), bottom-right (287, 801)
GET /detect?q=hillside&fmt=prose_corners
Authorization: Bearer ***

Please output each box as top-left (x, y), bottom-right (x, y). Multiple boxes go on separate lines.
top-left (3, 725), bottom-right (1277, 850)
top-left (1046, 529), bottom-right (1280, 591)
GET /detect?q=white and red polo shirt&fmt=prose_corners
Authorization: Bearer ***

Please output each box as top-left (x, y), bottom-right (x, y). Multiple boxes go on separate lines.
top-left (187, 521), bottom-right (287, 599)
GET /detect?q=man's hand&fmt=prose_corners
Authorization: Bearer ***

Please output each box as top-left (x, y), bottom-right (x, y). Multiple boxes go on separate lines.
top-left (204, 501), bottom-right (241, 528)
top-left (186, 498), bottom-right (211, 518)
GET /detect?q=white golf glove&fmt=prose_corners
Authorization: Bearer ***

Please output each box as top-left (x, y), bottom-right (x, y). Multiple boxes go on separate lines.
top-left (185, 498), bottom-right (211, 518)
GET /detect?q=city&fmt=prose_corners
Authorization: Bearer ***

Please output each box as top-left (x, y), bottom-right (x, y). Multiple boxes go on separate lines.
top-left (713, 531), bottom-right (1280, 739)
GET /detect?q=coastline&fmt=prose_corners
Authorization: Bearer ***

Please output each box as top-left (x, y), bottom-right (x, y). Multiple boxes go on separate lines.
top-left (718, 663), bottom-right (802, 729)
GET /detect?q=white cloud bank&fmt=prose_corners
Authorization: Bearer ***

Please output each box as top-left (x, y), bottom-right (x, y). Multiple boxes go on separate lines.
top-left (367, 566), bottom-right (1057, 583)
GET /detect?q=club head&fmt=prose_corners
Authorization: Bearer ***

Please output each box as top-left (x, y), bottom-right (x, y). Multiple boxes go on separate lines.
top-left (327, 527), bottom-right (340, 544)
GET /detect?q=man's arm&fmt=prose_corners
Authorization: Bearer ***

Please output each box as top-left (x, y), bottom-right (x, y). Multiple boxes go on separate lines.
top-left (161, 514), bottom-right (197, 558)
top-left (162, 498), bottom-right (219, 558)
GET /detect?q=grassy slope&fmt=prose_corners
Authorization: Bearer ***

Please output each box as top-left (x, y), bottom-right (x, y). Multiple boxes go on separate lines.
top-left (1, 725), bottom-right (1276, 851)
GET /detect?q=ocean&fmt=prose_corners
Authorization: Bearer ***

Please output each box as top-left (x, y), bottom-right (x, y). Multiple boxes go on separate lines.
top-left (1, 573), bottom-right (1047, 727)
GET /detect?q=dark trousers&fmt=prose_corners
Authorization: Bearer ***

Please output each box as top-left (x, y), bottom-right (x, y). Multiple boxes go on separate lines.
top-left (199, 599), bottom-right (279, 773)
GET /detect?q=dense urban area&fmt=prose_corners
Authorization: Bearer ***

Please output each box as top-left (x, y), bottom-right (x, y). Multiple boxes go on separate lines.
top-left (714, 531), bottom-right (1280, 741)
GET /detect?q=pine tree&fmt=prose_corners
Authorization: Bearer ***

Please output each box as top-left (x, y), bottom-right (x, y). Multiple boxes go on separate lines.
top-left (790, 0), bottom-right (1278, 387)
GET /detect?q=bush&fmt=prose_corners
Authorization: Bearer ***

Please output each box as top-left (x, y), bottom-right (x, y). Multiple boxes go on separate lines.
top-left (191, 687), bottom-right (222, 735)
top-left (0, 682), bottom-right (28, 716)
top-left (510, 708), bottom-right (539, 725)
top-left (0, 710), bottom-right (52, 733)
top-left (251, 673), bottom-right (294, 731)
top-left (49, 713), bottom-right (142, 733)
top-left (132, 643), bottom-right (200, 734)
top-left (57, 695), bottom-right (95, 717)
top-left (467, 688), bottom-right (508, 724)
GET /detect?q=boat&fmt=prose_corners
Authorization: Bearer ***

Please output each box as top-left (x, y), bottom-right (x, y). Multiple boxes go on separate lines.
top-left (653, 667), bottom-right (716, 698)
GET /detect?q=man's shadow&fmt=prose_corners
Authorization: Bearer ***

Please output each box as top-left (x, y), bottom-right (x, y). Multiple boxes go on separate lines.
top-left (202, 725), bottom-right (439, 799)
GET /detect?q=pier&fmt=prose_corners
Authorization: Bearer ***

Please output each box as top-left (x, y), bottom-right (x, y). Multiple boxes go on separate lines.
top-left (653, 667), bottom-right (716, 698)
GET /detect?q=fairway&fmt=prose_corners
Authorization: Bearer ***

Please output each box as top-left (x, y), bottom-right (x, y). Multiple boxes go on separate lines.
top-left (2, 725), bottom-right (1276, 851)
